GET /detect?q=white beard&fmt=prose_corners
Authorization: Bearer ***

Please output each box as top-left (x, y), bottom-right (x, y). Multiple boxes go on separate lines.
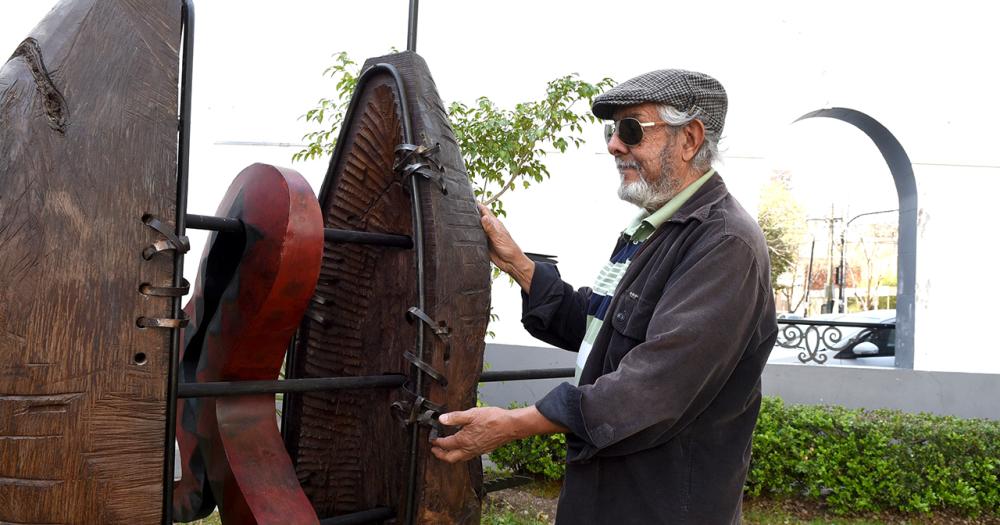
top-left (616, 158), bottom-right (680, 211)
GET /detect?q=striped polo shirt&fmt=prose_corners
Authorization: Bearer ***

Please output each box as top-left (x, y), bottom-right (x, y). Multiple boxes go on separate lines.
top-left (574, 169), bottom-right (715, 383)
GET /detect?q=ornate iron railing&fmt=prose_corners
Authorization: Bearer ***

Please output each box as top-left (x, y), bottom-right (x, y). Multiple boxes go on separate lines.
top-left (775, 319), bottom-right (896, 364)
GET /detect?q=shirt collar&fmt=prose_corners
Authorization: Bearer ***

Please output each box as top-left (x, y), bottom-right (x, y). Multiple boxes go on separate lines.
top-left (623, 168), bottom-right (716, 238)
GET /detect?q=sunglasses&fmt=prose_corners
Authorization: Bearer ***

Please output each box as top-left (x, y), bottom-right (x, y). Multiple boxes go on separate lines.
top-left (604, 118), bottom-right (669, 146)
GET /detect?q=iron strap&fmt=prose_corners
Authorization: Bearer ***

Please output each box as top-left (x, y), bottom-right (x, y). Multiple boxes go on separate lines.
top-left (394, 143), bottom-right (447, 194)
top-left (403, 350), bottom-right (447, 386)
top-left (137, 314), bottom-right (189, 329)
top-left (406, 306), bottom-right (452, 362)
top-left (143, 215), bottom-right (190, 260)
top-left (139, 279), bottom-right (191, 297)
top-left (405, 306), bottom-right (450, 338)
top-left (390, 391), bottom-right (454, 441)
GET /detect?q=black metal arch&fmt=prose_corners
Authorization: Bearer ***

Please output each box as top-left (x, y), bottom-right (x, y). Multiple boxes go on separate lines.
top-left (794, 107), bottom-right (917, 369)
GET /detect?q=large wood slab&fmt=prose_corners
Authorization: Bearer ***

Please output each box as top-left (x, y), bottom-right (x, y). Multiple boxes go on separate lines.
top-left (0, 0), bottom-right (182, 523)
top-left (282, 52), bottom-right (491, 524)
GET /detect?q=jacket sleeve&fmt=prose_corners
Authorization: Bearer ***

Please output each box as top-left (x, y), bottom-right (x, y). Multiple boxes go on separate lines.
top-left (535, 234), bottom-right (767, 462)
top-left (520, 262), bottom-right (591, 352)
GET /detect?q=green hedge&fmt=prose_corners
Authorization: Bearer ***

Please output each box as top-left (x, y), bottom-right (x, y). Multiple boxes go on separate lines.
top-left (489, 397), bottom-right (1000, 516)
top-left (490, 430), bottom-right (566, 481)
top-left (748, 397), bottom-right (1000, 516)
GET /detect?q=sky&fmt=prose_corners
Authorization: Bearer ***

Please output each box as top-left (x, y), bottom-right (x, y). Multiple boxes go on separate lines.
top-left (2, 0), bottom-right (999, 355)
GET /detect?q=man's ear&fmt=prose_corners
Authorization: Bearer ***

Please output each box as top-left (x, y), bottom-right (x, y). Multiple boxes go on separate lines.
top-left (681, 119), bottom-right (706, 163)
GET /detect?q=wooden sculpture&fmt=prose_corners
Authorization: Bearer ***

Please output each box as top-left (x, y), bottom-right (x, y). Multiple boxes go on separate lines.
top-left (0, 0), bottom-right (182, 523)
top-left (173, 164), bottom-right (324, 524)
top-left (281, 51), bottom-right (492, 524)
top-left (2, 1), bottom-right (491, 518)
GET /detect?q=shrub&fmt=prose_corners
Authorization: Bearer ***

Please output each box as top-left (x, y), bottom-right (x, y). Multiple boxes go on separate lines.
top-left (489, 397), bottom-right (1000, 516)
top-left (746, 397), bottom-right (1000, 516)
top-left (489, 404), bottom-right (566, 481)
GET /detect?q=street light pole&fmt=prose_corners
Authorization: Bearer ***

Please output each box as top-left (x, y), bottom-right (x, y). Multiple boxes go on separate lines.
top-left (806, 211), bottom-right (842, 314)
top-left (837, 208), bottom-right (899, 313)
top-left (838, 228), bottom-right (846, 312)
top-left (825, 205), bottom-right (835, 313)
top-left (803, 237), bottom-right (816, 315)
top-left (407, 0), bottom-right (419, 52)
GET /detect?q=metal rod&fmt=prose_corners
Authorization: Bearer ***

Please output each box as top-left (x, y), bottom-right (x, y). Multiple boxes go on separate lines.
top-left (163, 2), bottom-right (194, 523)
top-left (384, 63), bottom-right (423, 525)
top-left (325, 228), bottom-right (413, 248)
top-left (406, 0), bottom-right (419, 52)
top-left (479, 368), bottom-right (575, 382)
top-left (776, 319), bottom-right (895, 329)
top-left (484, 475), bottom-right (533, 493)
top-left (185, 213), bottom-right (413, 248)
top-left (319, 507), bottom-right (396, 525)
top-left (186, 213), bottom-right (243, 233)
top-left (177, 374), bottom-right (407, 398)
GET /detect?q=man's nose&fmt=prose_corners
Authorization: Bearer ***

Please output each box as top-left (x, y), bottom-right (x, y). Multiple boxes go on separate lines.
top-left (606, 132), bottom-right (629, 157)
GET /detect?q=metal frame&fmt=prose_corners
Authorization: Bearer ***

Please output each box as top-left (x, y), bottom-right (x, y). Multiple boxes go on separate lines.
top-left (162, 0), bottom-right (194, 522)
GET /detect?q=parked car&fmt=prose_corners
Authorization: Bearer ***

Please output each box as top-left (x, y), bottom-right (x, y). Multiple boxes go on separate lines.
top-left (769, 310), bottom-right (896, 367)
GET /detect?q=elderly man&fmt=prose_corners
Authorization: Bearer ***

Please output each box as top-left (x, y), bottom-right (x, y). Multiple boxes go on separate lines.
top-left (431, 70), bottom-right (777, 524)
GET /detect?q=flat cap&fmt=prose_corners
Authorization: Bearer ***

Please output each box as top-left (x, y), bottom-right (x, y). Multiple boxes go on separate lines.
top-left (592, 69), bottom-right (727, 134)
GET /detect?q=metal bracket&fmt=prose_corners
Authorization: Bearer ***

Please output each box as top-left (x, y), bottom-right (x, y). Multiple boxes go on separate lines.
top-left (403, 350), bottom-right (447, 386)
top-left (406, 307), bottom-right (450, 337)
top-left (139, 279), bottom-right (191, 297)
top-left (394, 143), bottom-right (447, 194)
top-left (137, 313), bottom-right (189, 329)
top-left (142, 215), bottom-right (190, 260)
top-left (406, 306), bottom-right (451, 361)
top-left (390, 392), bottom-right (453, 441)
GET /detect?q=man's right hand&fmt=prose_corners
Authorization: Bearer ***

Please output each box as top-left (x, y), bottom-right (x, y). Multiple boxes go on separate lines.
top-left (478, 203), bottom-right (535, 293)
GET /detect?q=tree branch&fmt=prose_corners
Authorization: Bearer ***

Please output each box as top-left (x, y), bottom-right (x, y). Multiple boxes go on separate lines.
top-left (483, 166), bottom-right (522, 207)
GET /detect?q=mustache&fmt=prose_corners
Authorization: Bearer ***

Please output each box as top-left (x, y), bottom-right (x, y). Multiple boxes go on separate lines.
top-left (616, 159), bottom-right (640, 171)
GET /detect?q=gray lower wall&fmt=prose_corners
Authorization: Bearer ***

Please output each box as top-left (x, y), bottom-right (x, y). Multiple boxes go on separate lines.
top-left (480, 343), bottom-right (576, 409)
top-left (480, 343), bottom-right (1000, 420)
top-left (761, 363), bottom-right (999, 420)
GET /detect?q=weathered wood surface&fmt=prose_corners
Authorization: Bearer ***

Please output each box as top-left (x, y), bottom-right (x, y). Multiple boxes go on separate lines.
top-left (282, 52), bottom-right (491, 524)
top-left (0, 1), bottom-right (181, 523)
top-left (174, 164), bottom-right (323, 524)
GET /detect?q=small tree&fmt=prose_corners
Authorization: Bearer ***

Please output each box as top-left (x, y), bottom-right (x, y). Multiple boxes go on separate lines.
top-left (294, 52), bottom-right (613, 218)
top-left (758, 171), bottom-right (806, 310)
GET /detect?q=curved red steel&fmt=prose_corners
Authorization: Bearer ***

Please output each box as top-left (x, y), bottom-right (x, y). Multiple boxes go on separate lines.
top-left (173, 163), bottom-right (324, 524)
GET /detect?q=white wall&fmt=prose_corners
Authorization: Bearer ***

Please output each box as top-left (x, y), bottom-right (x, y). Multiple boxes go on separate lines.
top-left (4, 1), bottom-right (999, 373)
top-left (913, 165), bottom-right (1000, 373)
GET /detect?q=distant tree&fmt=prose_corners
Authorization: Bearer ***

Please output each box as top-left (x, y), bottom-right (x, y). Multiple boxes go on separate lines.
top-left (850, 223), bottom-right (898, 311)
top-left (758, 171), bottom-right (806, 310)
top-left (293, 52), bottom-right (613, 335)
top-left (293, 52), bottom-right (614, 218)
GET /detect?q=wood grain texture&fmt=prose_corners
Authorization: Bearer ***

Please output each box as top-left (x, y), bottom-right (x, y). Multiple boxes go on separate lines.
top-left (282, 51), bottom-right (491, 524)
top-left (0, 0), bottom-right (182, 523)
top-left (173, 164), bottom-right (324, 525)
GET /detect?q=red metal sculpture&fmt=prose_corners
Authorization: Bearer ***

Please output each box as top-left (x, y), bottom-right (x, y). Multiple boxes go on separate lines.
top-left (173, 164), bottom-right (324, 524)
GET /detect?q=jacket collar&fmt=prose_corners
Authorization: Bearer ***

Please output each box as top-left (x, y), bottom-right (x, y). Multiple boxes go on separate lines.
top-left (665, 172), bottom-right (729, 224)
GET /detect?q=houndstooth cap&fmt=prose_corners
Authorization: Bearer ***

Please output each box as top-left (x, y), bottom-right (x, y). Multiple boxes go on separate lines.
top-left (592, 69), bottom-right (727, 134)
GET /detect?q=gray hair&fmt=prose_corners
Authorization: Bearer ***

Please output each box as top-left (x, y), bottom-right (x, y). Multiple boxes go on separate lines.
top-left (657, 104), bottom-right (720, 171)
